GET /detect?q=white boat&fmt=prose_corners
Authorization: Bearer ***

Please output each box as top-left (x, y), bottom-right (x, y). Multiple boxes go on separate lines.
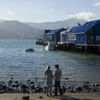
top-left (44, 42), bottom-right (55, 50)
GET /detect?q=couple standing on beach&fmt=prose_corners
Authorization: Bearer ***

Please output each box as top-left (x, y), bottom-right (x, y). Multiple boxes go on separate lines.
top-left (44, 64), bottom-right (63, 96)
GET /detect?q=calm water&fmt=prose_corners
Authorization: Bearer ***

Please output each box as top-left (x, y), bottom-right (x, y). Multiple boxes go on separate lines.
top-left (0, 40), bottom-right (100, 82)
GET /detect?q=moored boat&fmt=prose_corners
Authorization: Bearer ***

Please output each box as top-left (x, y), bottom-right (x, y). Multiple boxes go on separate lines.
top-left (44, 42), bottom-right (55, 50)
top-left (25, 48), bottom-right (35, 52)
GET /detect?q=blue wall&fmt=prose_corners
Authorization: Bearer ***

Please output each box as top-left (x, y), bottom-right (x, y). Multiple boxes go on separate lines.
top-left (44, 28), bottom-right (65, 42)
top-left (44, 34), bottom-right (54, 42)
top-left (62, 33), bottom-right (86, 44)
top-left (94, 23), bottom-right (100, 44)
top-left (95, 23), bottom-right (100, 35)
top-left (76, 34), bottom-right (86, 44)
top-left (44, 32), bottom-right (60, 42)
top-left (54, 32), bottom-right (60, 42)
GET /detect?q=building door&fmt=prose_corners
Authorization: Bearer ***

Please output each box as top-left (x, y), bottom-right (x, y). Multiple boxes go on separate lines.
top-left (87, 27), bottom-right (94, 44)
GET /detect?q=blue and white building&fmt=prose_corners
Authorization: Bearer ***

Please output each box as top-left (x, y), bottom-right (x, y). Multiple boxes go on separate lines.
top-left (61, 20), bottom-right (100, 46)
top-left (44, 28), bottom-right (65, 43)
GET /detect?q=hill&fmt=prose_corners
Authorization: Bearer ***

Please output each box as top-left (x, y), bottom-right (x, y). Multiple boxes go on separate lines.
top-left (0, 20), bottom-right (43, 39)
top-left (26, 18), bottom-right (86, 30)
top-left (0, 18), bottom-right (86, 39)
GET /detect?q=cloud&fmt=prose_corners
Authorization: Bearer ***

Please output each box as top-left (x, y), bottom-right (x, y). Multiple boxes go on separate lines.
top-left (68, 11), bottom-right (97, 21)
top-left (7, 10), bottom-right (15, 15)
top-left (94, 2), bottom-right (100, 7)
top-left (49, 9), bottom-right (55, 12)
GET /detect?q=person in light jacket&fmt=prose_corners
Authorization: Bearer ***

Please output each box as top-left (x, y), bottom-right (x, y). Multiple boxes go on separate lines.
top-left (44, 65), bottom-right (53, 96)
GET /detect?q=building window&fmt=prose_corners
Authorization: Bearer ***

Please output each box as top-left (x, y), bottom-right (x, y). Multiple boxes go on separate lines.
top-left (96, 35), bottom-right (100, 41)
top-left (68, 34), bottom-right (76, 40)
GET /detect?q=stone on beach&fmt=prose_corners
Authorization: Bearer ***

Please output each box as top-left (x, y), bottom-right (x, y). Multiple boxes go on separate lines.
top-left (0, 78), bottom-right (100, 94)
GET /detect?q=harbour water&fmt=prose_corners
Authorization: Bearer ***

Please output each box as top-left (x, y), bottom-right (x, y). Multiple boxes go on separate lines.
top-left (0, 40), bottom-right (100, 82)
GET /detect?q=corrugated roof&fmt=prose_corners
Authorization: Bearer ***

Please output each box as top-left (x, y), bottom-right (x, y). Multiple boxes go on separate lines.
top-left (69, 20), bottom-right (100, 33)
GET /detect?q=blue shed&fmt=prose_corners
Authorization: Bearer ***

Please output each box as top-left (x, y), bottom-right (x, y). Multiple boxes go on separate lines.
top-left (44, 28), bottom-right (65, 42)
top-left (62, 20), bottom-right (100, 45)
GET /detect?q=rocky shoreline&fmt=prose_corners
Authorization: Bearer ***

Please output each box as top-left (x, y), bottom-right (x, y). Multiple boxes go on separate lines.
top-left (0, 77), bottom-right (100, 94)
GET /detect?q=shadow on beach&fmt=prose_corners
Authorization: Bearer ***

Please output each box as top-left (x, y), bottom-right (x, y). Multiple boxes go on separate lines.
top-left (53, 95), bottom-right (92, 100)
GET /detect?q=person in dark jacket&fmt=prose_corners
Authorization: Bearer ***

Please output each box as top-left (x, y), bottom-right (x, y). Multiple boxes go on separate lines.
top-left (53, 64), bottom-right (63, 96)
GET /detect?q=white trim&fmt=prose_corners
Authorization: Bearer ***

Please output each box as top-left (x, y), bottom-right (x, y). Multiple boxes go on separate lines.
top-left (69, 32), bottom-right (85, 34)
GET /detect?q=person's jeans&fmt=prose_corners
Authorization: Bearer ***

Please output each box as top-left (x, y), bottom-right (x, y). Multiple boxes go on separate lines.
top-left (55, 80), bottom-right (62, 95)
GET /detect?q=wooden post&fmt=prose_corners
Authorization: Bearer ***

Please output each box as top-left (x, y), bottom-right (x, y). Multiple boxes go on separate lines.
top-left (85, 44), bottom-right (87, 54)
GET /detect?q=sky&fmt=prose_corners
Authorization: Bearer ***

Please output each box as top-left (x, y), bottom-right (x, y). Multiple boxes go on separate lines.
top-left (0, 0), bottom-right (100, 23)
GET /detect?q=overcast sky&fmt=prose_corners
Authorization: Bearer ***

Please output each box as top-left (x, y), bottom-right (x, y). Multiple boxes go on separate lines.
top-left (0, 0), bottom-right (100, 22)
